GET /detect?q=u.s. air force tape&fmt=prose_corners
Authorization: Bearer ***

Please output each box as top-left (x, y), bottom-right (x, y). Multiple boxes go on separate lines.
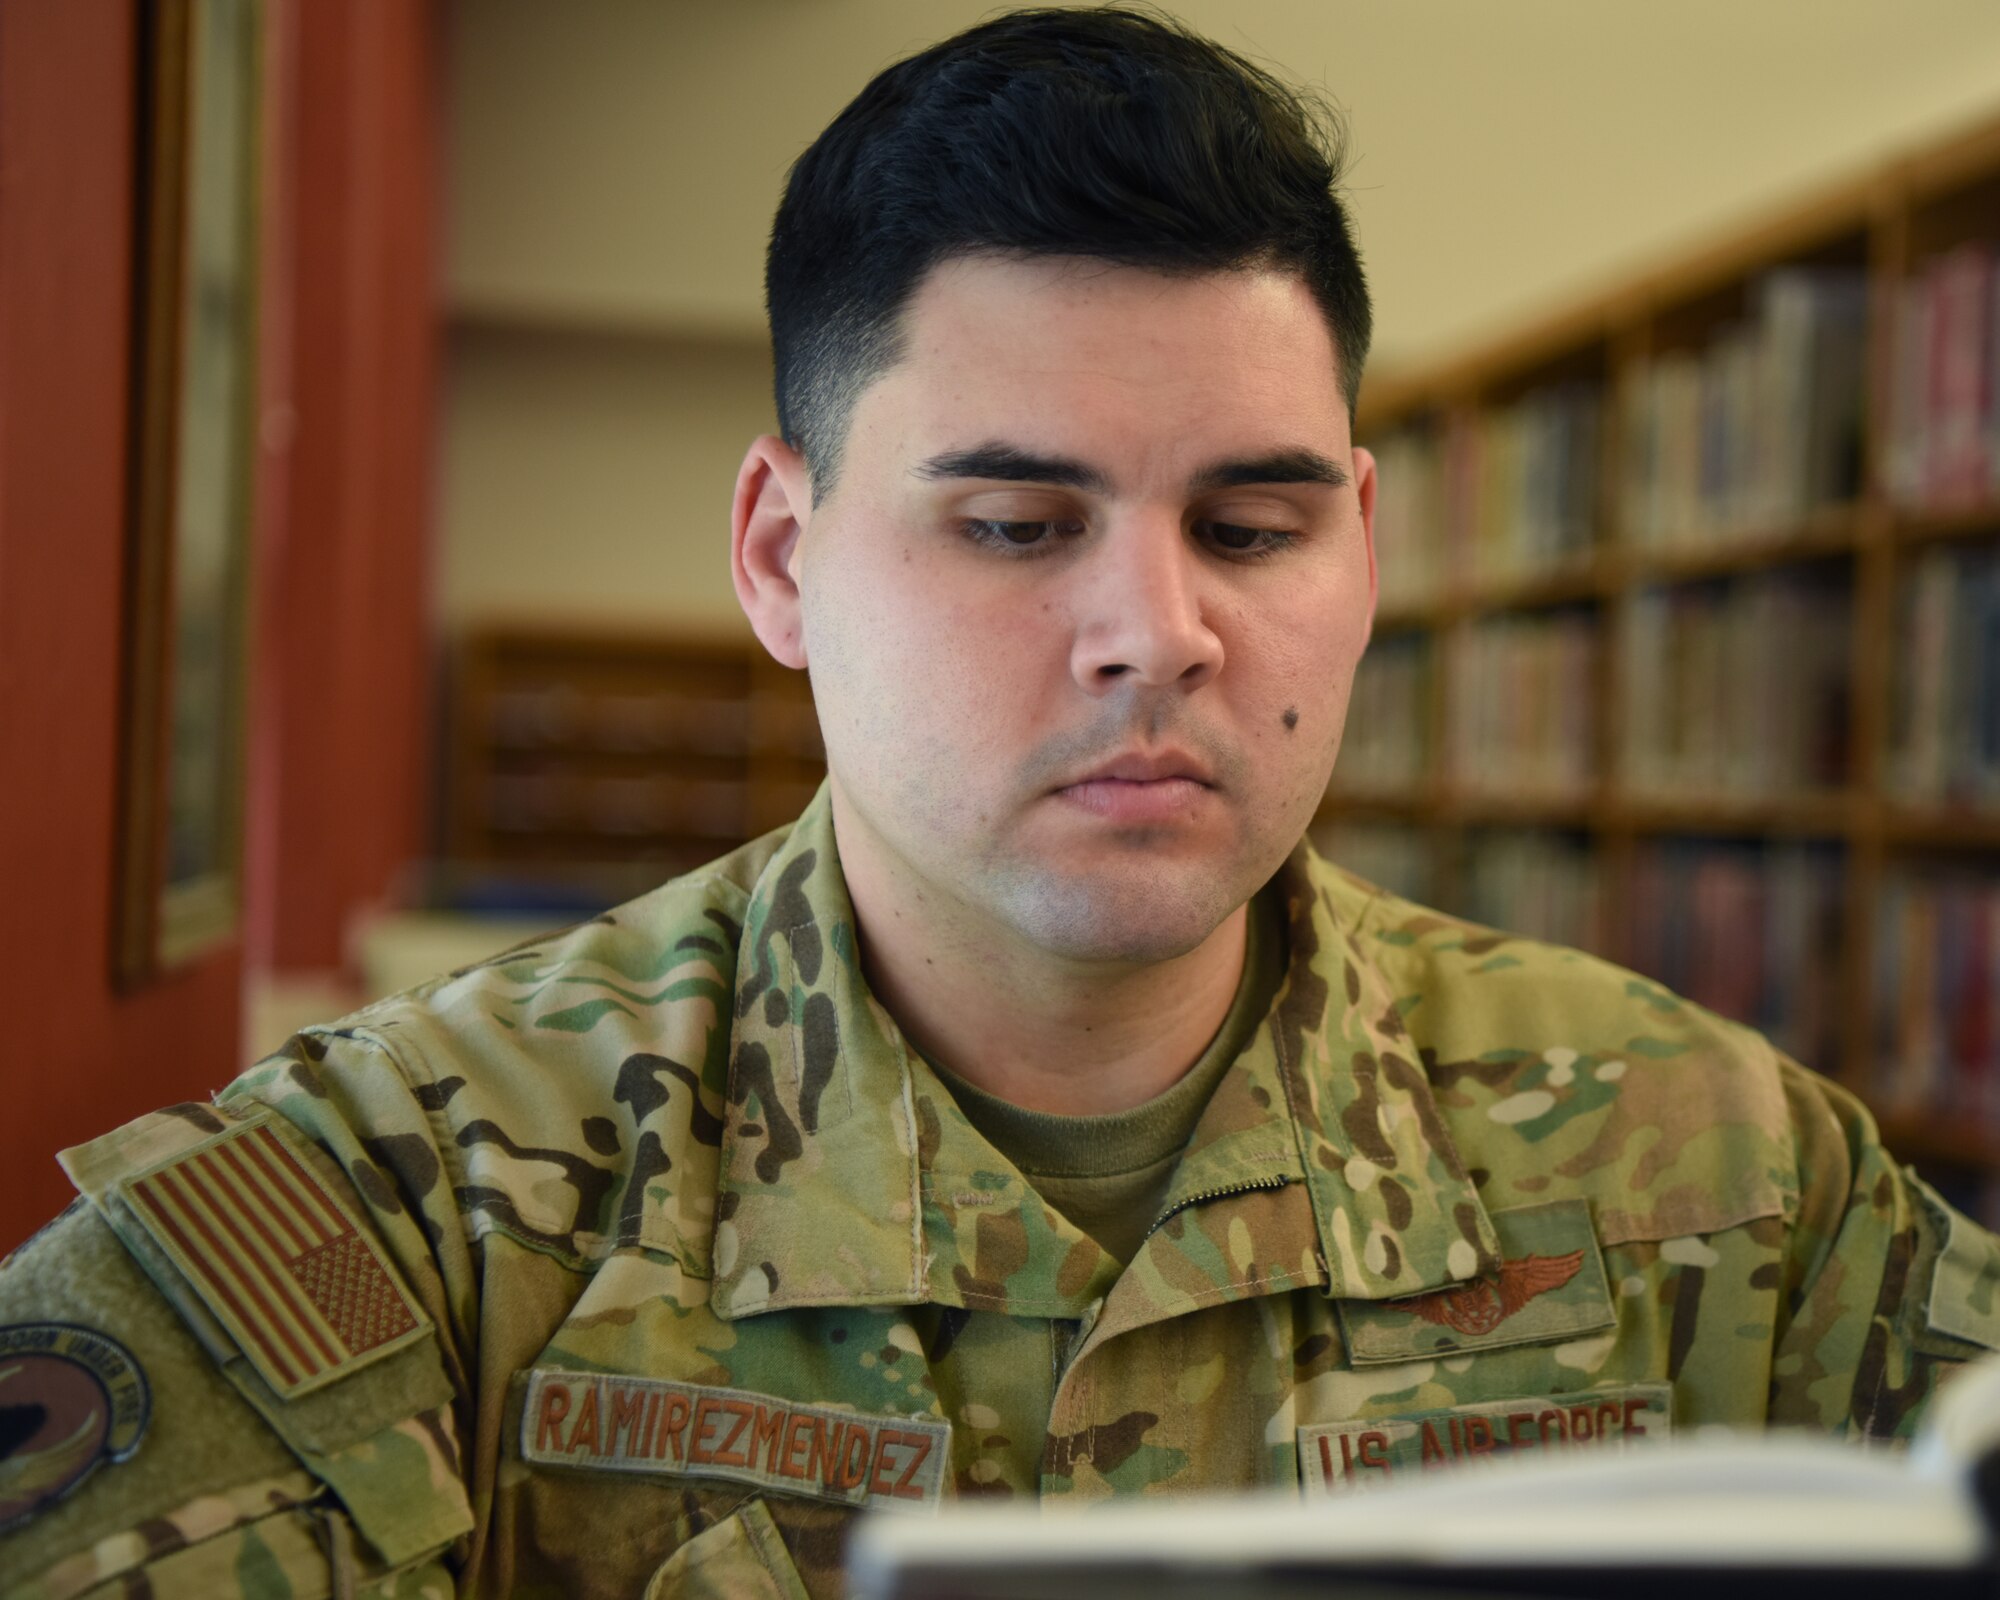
top-left (1299, 1382), bottom-right (1672, 1496)
top-left (521, 1369), bottom-right (951, 1514)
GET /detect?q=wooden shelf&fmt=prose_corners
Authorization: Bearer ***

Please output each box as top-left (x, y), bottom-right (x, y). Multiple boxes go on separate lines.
top-left (1894, 502), bottom-right (2000, 547)
top-left (1620, 507), bottom-right (1864, 586)
top-left (444, 624), bottom-right (825, 877)
top-left (1877, 1113), bottom-right (2000, 1173)
top-left (1323, 788), bottom-right (1862, 838)
top-left (1334, 114), bottom-right (2000, 1182)
top-left (1367, 508), bottom-right (1870, 631)
top-left (1457, 558), bottom-right (1606, 616)
top-left (1608, 790), bottom-right (1859, 839)
top-left (1883, 806), bottom-right (2000, 849)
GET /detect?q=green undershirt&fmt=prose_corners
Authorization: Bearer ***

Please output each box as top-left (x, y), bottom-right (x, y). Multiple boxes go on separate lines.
top-left (927, 889), bottom-right (1286, 1266)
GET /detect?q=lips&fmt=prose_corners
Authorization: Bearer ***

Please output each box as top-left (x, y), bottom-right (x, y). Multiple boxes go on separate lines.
top-left (1060, 749), bottom-right (1214, 788)
top-left (1053, 749), bottom-right (1216, 825)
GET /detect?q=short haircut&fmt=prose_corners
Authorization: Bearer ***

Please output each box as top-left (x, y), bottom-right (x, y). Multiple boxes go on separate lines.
top-left (766, 5), bottom-right (1371, 494)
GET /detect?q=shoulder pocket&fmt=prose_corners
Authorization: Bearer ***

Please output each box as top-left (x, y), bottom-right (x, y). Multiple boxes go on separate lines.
top-left (58, 1105), bottom-right (474, 1568)
top-left (1913, 1176), bottom-right (2000, 1352)
top-left (646, 1500), bottom-right (811, 1600)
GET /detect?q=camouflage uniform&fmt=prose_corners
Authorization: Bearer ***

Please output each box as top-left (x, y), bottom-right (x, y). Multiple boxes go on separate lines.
top-left (3, 784), bottom-right (1997, 1599)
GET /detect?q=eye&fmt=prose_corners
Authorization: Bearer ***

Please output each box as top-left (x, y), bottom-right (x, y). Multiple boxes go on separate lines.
top-left (1195, 520), bottom-right (1297, 560)
top-left (958, 518), bottom-right (1085, 555)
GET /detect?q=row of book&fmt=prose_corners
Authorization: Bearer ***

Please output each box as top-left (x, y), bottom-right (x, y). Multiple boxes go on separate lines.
top-left (1624, 840), bottom-right (1846, 1075)
top-left (1457, 833), bottom-right (1845, 1079)
top-left (1621, 268), bottom-right (1868, 548)
top-left (1369, 239), bottom-right (2000, 599)
top-left (1459, 829), bottom-right (1600, 956)
top-left (1308, 819), bottom-right (1432, 907)
top-left (1336, 635), bottom-right (1429, 791)
top-left (1874, 867), bottom-right (2000, 1130)
top-left (1307, 823), bottom-right (1605, 958)
top-left (1621, 571), bottom-right (1852, 796)
top-left (1372, 428), bottom-right (1448, 612)
top-left (1370, 384), bottom-right (1605, 605)
top-left (485, 686), bottom-right (823, 759)
top-left (1892, 544), bottom-right (2000, 805)
top-left (1885, 241), bottom-right (2000, 511)
top-left (1448, 612), bottom-right (1596, 796)
top-left (1314, 824), bottom-right (1845, 1074)
top-left (1452, 382), bottom-right (1604, 585)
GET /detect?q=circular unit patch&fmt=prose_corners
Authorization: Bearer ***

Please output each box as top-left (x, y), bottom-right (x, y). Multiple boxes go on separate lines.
top-left (0, 1322), bottom-right (151, 1534)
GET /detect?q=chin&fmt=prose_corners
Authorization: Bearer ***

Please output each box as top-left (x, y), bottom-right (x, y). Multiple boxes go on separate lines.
top-left (985, 863), bottom-right (1247, 966)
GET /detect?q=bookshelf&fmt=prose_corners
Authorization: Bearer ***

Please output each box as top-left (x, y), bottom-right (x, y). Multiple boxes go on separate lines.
top-left (442, 622), bottom-right (824, 903)
top-left (1329, 108), bottom-right (2000, 1205)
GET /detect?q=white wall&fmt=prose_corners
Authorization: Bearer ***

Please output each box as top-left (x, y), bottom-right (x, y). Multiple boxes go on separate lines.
top-left (440, 325), bottom-right (770, 628)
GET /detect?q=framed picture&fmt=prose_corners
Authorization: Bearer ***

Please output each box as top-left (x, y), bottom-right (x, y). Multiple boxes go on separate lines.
top-left (116, 0), bottom-right (264, 984)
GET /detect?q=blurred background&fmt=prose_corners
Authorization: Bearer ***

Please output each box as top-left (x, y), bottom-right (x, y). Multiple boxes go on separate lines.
top-left (6, 0), bottom-right (2000, 1250)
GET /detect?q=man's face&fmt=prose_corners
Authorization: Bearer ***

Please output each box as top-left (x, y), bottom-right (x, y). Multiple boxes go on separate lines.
top-left (790, 254), bottom-right (1377, 966)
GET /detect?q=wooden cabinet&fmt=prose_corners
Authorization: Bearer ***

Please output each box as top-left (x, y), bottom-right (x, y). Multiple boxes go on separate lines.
top-left (443, 623), bottom-right (823, 902)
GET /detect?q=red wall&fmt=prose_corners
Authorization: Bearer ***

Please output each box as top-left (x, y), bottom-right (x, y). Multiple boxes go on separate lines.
top-left (0, 1), bottom-right (442, 1251)
top-left (246, 0), bottom-right (441, 977)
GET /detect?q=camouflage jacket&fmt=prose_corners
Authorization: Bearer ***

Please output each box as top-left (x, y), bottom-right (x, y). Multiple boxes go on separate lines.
top-left (4, 785), bottom-right (1998, 1600)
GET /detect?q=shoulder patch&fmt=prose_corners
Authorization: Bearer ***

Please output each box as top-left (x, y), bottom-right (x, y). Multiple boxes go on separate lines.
top-left (0, 1323), bottom-right (150, 1532)
top-left (118, 1116), bottom-right (430, 1398)
top-left (1914, 1177), bottom-right (2000, 1351)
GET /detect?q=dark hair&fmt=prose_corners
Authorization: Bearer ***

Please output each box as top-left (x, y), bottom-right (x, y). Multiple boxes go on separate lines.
top-left (766, 6), bottom-right (1371, 492)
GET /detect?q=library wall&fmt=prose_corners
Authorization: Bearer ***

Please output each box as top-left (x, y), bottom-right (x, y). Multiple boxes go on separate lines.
top-left (439, 327), bottom-right (772, 629)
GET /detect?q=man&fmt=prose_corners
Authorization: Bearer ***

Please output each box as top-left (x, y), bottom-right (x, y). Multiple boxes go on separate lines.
top-left (3, 9), bottom-right (1996, 1599)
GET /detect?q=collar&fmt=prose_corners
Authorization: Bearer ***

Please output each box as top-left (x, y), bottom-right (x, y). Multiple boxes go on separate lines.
top-left (708, 787), bottom-right (1499, 1323)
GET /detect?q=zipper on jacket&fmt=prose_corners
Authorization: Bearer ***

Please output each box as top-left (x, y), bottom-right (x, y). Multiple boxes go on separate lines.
top-left (1143, 1172), bottom-right (1293, 1243)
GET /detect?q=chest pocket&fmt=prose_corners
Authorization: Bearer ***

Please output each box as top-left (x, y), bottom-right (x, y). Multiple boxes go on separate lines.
top-left (1334, 1200), bottom-right (1617, 1365)
top-left (645, 1500), bottom-right (812, 1600)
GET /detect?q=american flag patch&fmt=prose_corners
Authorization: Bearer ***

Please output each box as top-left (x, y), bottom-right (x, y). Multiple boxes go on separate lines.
top-left (123, 1118), bottom-right (428, 1398)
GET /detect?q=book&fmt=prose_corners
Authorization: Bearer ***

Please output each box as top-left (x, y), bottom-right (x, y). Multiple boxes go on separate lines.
top-left (852, 1358), bottom-right (2000, 1600)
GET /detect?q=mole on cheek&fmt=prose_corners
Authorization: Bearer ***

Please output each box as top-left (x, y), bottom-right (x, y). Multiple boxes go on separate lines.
top-left (1282, 707), bottom-right (1300, 731)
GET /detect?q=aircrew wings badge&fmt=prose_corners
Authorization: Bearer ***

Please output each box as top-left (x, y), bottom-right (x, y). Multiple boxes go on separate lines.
top-left (118, 1116), bottom-right (429, 1399)
top-left (1337, 1199), bottom-right (1615, 1364)
top-left (1402, 1249), bottom-right (1584, 1335)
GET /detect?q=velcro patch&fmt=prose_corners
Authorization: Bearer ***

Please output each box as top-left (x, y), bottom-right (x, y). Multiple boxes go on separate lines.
top-left (521, 1369), bottom-right (950, 1515)
top-left (1299, 1382), bottom-right (1672, 1496)
top-left (1337, 1199), bottom-right (1615, 1365)
top-left (120, 1116), bottom-right (429, 1398)
top-left (1915, 1176), bottom-right (2000, 1350)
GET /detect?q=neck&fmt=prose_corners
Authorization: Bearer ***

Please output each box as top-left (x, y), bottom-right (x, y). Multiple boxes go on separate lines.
top-left (831, 798), bottom-right (1249, 1118)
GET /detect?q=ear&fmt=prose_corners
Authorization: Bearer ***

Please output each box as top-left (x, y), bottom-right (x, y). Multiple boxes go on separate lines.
top-left (732, 434), bottom-right (815, 669)
top-left (1350, 443), bottom-right (1379, 649)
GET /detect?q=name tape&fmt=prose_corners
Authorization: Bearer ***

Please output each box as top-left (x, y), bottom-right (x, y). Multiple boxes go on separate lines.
top-left (521, 1369), bottom-right (951, 1515)
top-left (1299, 1382), bottom-right (1672, 1497)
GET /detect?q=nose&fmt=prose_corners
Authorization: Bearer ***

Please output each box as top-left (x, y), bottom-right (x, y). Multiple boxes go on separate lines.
top-left (1068, 515), bottom-right (1224, 695)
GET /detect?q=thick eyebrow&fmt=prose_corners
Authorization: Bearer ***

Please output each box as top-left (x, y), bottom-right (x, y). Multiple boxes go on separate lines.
top-left (913, 445), bottom-right (1111, 494)
top-left (1189, 449), bottom-right (1348, 492)
top-left (911, 442), bottom-right (1348, 496)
